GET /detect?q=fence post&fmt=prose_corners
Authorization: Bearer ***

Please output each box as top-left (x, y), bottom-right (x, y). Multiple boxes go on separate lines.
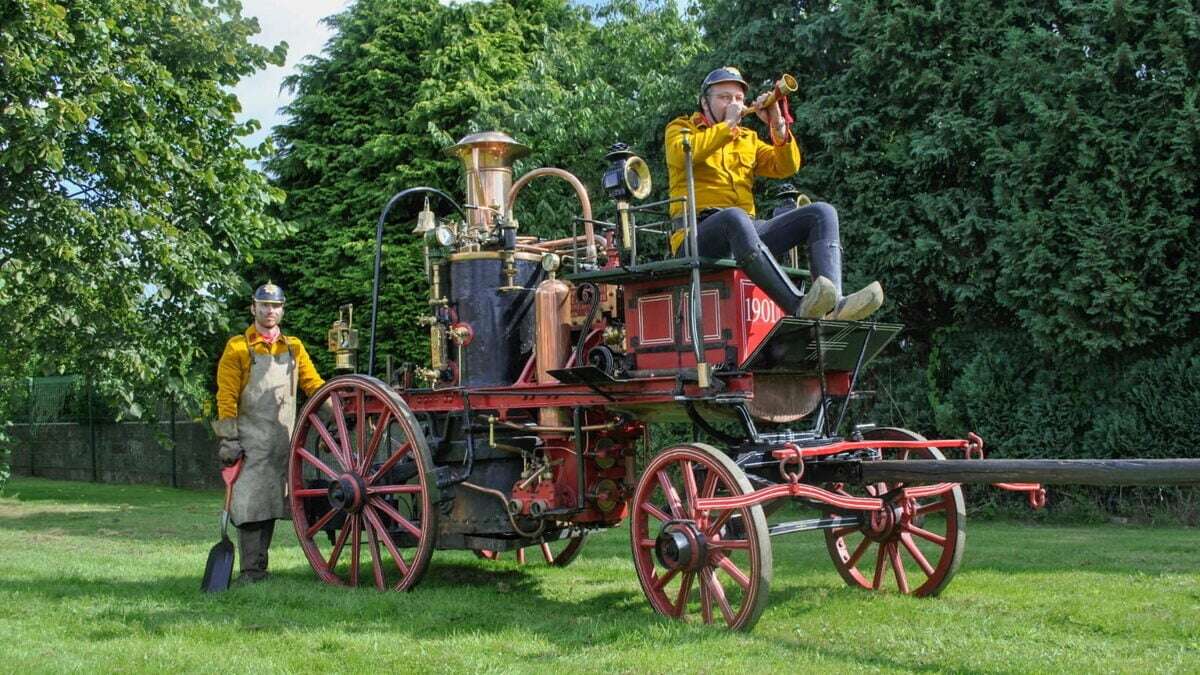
top-left (170, 395), bottom-right (178, 488)
top-left (27, 378), bottom-right (35, 477)
top-left (88, 375), bottom-right (98, 482)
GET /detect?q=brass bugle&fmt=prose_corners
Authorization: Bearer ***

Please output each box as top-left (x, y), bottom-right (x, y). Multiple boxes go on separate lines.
top-left (742, 74), bottom-right (799, 116)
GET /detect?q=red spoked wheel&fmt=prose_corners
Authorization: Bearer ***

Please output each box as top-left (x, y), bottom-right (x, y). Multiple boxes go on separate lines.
top-left (288, 375), bottom-right (438, 591)
top-left (824, 427), bottom-right (966, 596)
top-left (473, 533), bottom-right (587, 567)
top-left (630, 443), bottom-right (772, 631)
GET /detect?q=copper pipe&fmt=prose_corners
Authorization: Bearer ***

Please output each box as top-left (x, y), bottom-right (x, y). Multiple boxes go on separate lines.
top-left (539, 234), bottom-right (591, 248)
top-left (507, 168), bottom-right (595, 264)
top-left (516, 243), bottom-right (552, 254)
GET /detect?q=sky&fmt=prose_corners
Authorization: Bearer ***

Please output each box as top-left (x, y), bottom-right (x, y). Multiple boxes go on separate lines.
top-left (232, 0), bottom-right (352, 149)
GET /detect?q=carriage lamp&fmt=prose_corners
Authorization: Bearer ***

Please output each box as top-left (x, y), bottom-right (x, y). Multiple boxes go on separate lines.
top-left (603, 143), bottom-right (652, 253)
top-left (602, 143), bottom-right (651, 201)
top-left (326, 304), bottom-right (359, 373)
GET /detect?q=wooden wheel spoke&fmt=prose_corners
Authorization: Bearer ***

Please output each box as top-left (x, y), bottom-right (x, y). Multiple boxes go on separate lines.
top-left (311, 419), bottom-right (353, 472)
top-left (654, 567), bottom-right (680, 591)
top-left (905, 523), bottom-right (947, 546)
top-left (699, 571), bottom-right (713, 624)
top-left (354, 389), bottom-right (367, 472)
top-left (327, 516), bottom-right (351, 569)
top-left (714, 538), bottom-right (750, 550)
top-left (370, 497), bottom-right (422, 538)
top-left (331, 393), bottom-right (354, 471)
top-left (641, 501), bottom-right (671, 525)
top-left (349, 515), bottom-right (362, 586)
top-left (713, 553), bottom-right (751, 590)
top-left (872, 542), bottom-right (887, 589)
top-left (681, 460), bottom-right (699, 518)
top-left (706, 569), bottom-right (736, 626)
top-left (847, 536), bottom-right (872, 568)
top-left (364, 505), bottom-right (410, 578)
top-left (915, 500), bottom-right (948, 517)
top-left (704, 509), bottom-right (733, 538)
top-left (638, 538), bottom-right (657, 549)
top-left (363, 509), bottom-right (386, 590)
top-left (673, 571), bottom-right (695, 618)
top-left (888, 542), bottom-right (910, 594)
top-left (657, 472), bottom-right (684, 519)
top-left (296, 447), bottom-right (339, 480)
top-left (367, 440), bottom-right (412, 485)
top-left (293, 488), bottom-right (326, 498)
top-left (700, 470), bottom-right (719, 499)
top-left (358, 409), bottom-right (393, 475)
top-left (305, 508), bottom-right (338, 539)
top-left (900, 532), bottom-right (935, 576)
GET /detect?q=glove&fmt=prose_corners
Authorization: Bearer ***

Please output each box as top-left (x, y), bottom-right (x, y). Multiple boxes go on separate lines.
top-left (218, 438), bottom-right (244, 466)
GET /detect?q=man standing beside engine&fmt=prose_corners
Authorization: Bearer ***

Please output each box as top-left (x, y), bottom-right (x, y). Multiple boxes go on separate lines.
top-left (665, 67), bottom-right (883, 321)
top-left (212, 282), bottom-right (326, 584)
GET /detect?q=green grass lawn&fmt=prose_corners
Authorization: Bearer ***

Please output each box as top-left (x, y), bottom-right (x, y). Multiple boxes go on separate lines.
top-left (1, 477), bottom-right (1198, 673)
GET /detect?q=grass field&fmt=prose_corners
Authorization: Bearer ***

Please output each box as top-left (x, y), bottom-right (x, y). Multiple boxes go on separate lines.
top-left (1, 477), bottom-right (1198, 673)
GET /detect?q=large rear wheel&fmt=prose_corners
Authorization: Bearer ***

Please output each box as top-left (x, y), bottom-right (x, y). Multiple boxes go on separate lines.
top-left (824, 427), bottom-right (966, 596)
top-left (288, 375), bottom-right (438, 591)
top-left (630, 443), bottom-right (772, 630)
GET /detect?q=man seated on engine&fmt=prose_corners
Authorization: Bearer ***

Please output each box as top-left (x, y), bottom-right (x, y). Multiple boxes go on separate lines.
top-left (665, 66), bottom-right (883, 320)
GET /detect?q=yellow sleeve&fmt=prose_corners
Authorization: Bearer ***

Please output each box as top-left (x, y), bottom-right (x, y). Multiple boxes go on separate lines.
top-left (665, 116), bottom-right (737, 171)
top-left (215, 336), bottom-right (248, 420)
top-left (290, 338), bottom-right (326, 397)
top-left (753, 133), bottom-right (802, 179)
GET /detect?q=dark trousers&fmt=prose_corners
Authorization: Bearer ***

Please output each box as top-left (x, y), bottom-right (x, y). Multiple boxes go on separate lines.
top-left (237, 519), bottom-right (276, 579)
top-left (695, 202), bottom-right (844, 294)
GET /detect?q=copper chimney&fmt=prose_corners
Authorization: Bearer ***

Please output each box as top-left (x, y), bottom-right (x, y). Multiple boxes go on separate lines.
top-left (446, 131), bottom-right (530, 232)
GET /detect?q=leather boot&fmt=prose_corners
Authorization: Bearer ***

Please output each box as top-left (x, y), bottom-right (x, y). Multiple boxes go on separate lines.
top-left (737, 240), bottom-right (805, 315)
top-left (827, 281), bottom-right (885, 321)
top-left (236, 519), bottom-right (276, 583)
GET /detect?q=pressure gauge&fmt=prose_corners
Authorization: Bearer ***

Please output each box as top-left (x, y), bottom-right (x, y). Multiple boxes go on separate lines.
top-left (426, 224), bottom-right (455, 248)
top-left (541, 252), bottom-right (561, 274)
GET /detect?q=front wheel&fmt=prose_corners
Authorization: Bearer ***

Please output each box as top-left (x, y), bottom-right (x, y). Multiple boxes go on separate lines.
top-left (824, 427), bottom-right (966, 596)
top-left (630, 443), bottom-right (772, 630)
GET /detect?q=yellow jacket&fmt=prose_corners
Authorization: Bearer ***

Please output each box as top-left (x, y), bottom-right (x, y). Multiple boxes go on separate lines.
top-left (215, 325), bottom-right (325, 420)
top-left (665, 113), bottom-right (802, 251)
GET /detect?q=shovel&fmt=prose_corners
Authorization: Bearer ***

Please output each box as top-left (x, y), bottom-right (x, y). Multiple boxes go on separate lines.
top-left (201, 458), bottom-right (244, 593)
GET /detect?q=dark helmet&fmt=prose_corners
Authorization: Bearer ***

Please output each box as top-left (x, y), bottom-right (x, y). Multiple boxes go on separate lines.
top-left (699, 66), bottom-right (749, 106)
top-left (253, 281), bottom-right (286, 304)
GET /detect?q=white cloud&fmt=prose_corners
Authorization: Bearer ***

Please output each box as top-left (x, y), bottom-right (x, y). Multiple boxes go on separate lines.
top-left (232, 0), bottom-right (351, 149)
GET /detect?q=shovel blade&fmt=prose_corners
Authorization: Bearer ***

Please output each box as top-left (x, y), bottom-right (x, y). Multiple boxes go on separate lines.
top-left (201, 536), bottom-right (236, 593)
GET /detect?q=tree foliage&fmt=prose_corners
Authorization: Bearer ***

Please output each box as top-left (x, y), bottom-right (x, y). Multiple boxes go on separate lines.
top-left (259, 0), bottom-right (701, 372)
top-left (0, 0), bottom-right (289, 415)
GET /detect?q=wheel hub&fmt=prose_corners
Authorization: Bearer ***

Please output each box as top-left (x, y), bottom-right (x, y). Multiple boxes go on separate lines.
top-left (655, 522), bottom-right (708, 572)
top-left (327, 473), bottom-right (367, 513)
top-left (864, 503), bottom-right (903, 542)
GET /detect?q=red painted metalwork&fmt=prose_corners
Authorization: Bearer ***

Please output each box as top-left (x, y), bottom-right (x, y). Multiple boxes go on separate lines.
top-left (823, 428), bottom-right (966, 596)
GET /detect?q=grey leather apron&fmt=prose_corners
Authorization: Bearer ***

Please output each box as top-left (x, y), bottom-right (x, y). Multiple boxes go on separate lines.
top-left (230, 336), bottom-right (298, 525)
